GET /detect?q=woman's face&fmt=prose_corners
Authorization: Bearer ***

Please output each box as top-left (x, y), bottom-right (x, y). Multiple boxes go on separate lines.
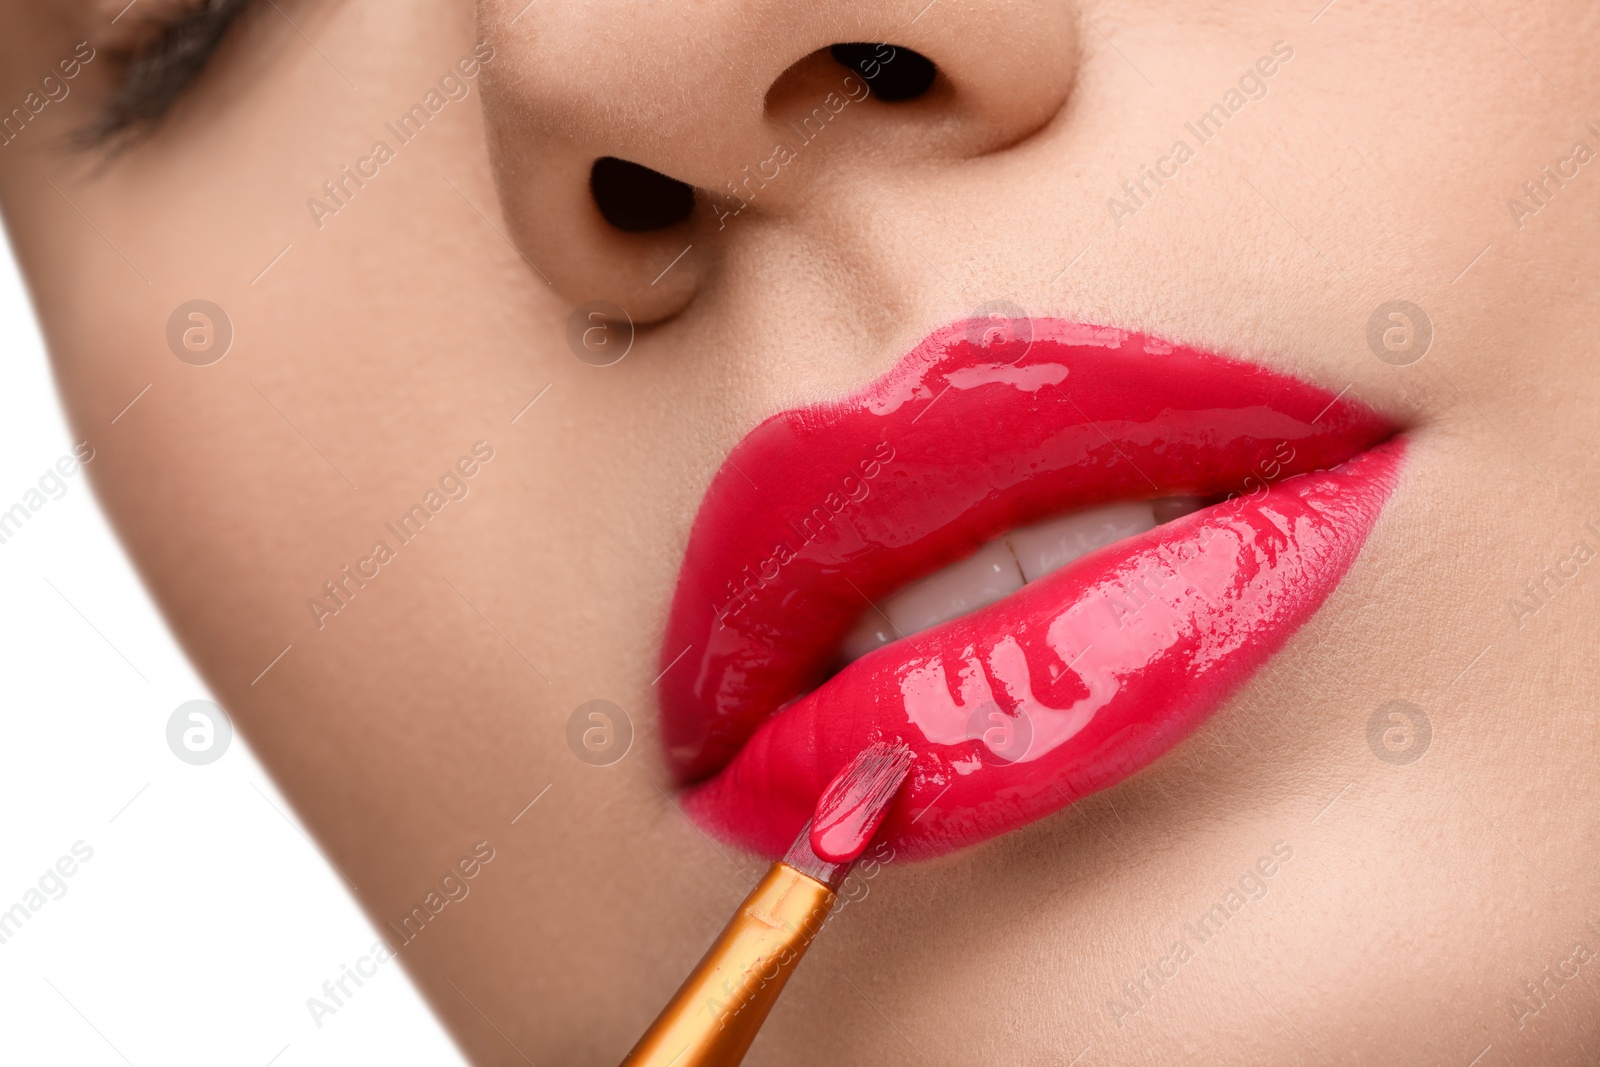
top-left (3, 0), bottom-right (1597, 1062)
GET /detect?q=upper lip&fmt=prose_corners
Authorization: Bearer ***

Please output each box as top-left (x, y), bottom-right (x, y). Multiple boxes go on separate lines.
top-left (657, 318), bottom-right (1400, 854)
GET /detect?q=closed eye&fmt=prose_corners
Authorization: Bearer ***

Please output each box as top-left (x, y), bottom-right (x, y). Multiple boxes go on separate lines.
top-left (82, 0), bottom-right (255, 150)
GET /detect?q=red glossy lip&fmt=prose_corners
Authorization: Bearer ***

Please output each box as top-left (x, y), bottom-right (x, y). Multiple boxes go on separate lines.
top-left (659, 319), bottom-right (1403, 859)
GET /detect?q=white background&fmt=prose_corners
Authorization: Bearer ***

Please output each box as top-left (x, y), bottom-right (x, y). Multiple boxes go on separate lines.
top-left (0, 228), bottom-right (468, 1063)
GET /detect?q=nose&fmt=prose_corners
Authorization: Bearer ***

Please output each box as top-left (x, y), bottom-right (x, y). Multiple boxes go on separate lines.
top-left (478, 0), bottom-right (1079, 323)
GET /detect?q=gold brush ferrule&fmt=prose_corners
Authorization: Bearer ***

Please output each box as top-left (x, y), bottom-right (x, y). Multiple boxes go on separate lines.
top-left (619, 862), bottom-right (836, 1067)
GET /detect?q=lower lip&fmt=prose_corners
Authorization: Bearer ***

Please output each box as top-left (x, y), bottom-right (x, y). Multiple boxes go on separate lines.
top-left (683, 438), bottom-right (1405, 859)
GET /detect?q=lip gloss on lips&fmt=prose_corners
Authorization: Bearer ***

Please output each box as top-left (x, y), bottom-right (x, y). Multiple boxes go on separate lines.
top-left (660, 319), bottom-right (1402, 859)
top-left (686, 438), bottom-right (1404, 858)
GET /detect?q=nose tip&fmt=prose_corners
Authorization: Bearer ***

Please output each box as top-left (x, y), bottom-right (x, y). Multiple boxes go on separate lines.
top-left (479, 0), bottom-right (1079, 325)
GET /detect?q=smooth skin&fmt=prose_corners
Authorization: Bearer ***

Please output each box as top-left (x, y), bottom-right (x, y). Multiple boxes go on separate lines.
top-left (1, 1), bottom-right (1597, 1063)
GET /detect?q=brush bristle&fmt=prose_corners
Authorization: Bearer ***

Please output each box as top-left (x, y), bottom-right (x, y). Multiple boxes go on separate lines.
top-left (783, 741), bottom-right (913, 889)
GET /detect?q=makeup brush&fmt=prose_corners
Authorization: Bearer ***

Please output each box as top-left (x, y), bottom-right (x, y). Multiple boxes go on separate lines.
top-left (620, 741), bottom-right (914, 1067)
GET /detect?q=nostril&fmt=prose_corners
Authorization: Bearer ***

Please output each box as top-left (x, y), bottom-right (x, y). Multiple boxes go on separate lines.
top-left (829, 43), bottom-right (938, 102)
top-left (589, 157), bottom-right (695, 233)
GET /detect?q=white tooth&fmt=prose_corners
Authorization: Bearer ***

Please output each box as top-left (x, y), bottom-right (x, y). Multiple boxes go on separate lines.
top-left (884, 540), bottom-right (1025, 639)
top-left (837, 501), bottom-right (1174, 666)
top-left (840, 540), bottom-right (1025, 663)
top-left (1005, 501), bottom-right (1157, 582)
top-left (839, 613), bottom-right (898, 664)
top-left (1151, 495), bottom-right (1209, 525)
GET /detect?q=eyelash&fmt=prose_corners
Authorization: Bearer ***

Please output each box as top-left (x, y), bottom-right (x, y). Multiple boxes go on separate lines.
top-left (83, 0), bottom-right (254, 149)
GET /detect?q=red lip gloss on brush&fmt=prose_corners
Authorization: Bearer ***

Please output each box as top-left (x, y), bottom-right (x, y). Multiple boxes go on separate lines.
top-left (620, 742), bottom-right (913, 1067)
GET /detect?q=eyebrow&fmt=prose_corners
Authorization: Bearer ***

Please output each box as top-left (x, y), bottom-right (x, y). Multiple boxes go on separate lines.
top-left (83, 0), bottom-right (254, 148)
